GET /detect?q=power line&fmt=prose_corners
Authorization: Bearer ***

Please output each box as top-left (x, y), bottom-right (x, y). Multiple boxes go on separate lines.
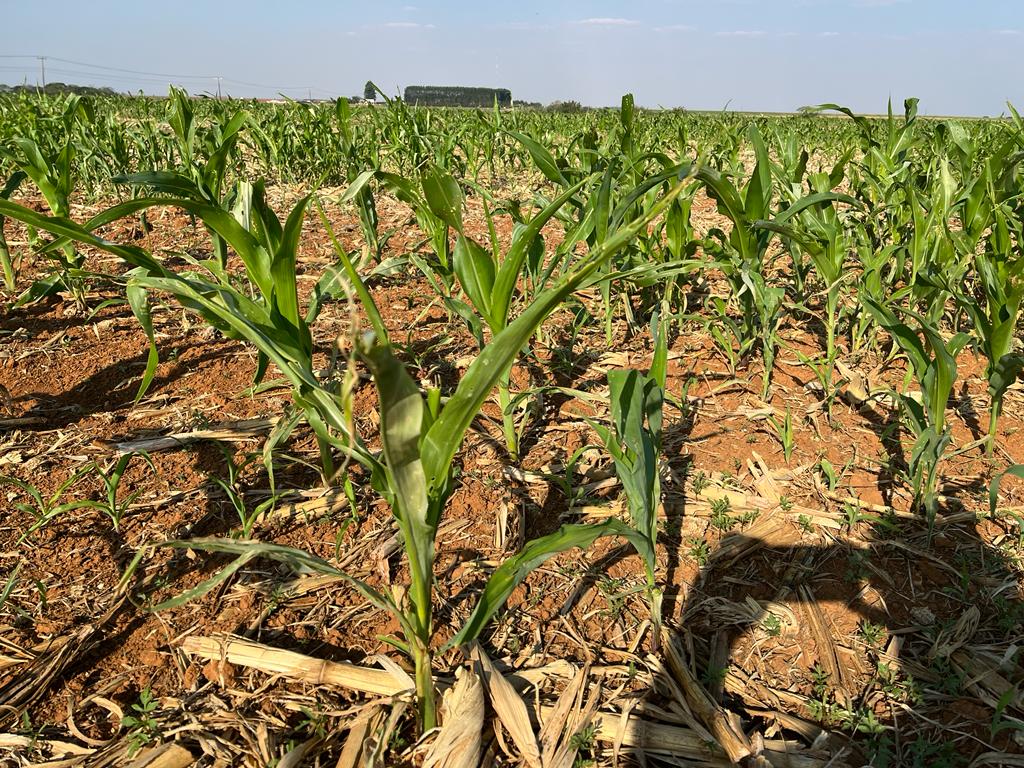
top-left (0, 53), bottom-right (338, 96)
top-left (48, 56), bottom-right (217, 81)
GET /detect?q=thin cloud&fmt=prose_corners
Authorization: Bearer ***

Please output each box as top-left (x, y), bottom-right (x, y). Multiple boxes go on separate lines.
top-left (654, 24), bottom-right (695, 33)
top-left (381, 21), bottom-right (435, 29)
top-left (716, 30), bottom-right (767, 37)
top-left (496, 21), bottom-right (547, 30)
top-left (996, 29), bottom-right (1021, 35)
top-left (573, 18), bottom-right (641, 26)
top-left (819, 31), bottom-right (840, 36)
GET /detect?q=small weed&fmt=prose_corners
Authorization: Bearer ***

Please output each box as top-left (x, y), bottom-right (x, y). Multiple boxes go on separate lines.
top-left (688, 538), bottom-right (710, 566)
top-left (701, 665), bottom-right (726, 688)
top-left (709, 497), bottom-right (733, 530)
top-left (858, 619), bottom-right (886, 647)
top-left (761, 612), bottom-right (782, 637)
top-left (123, 687), bottom-right (160, 756)
top-left (597, 576), bottom-right (630, 619)
top-left (570, 722), bottom-right (600, 767)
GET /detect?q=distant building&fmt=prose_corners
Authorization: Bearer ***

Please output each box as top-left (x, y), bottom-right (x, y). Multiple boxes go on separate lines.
top-left (403, 85), bottom-right (512, 108)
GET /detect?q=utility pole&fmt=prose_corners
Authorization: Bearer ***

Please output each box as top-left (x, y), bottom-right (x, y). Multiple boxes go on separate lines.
top-left (37, 56), bottom-right (46, 88)
top-left (215, 76), bottom-right (222, 100)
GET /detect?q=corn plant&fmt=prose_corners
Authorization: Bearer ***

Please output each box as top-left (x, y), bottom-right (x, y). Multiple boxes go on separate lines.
top-left (864, 298), bottom-right (970, 520)
top-left (588, 310), bottom-right (668, 647)
top-left (767, 408), bottom-right (795, 463)
top-left (701, 125), bottom-right (854, 398)
top-left (210, 448), bottom-right (282, 539)
top-left (0, 96), bottom-right (89, 302)
top-left (0, 170), bottom-right (26, 291)
top-left (766, 156), bottom-right (860, 411)
top-left (343, 164), bottom-right (460, 285)
top-left (951, 167), bottom-right (1024, 453)
top-left (87, 452), bottom-right (155, 531)
top-left (4, 166), bottom-right (689, 732)
top-left (2, 467), bottom-right (98, 541)
top-left (114, 87), bottom-right (248, 269)
top-left (0, 184), bottom-right (357, 473)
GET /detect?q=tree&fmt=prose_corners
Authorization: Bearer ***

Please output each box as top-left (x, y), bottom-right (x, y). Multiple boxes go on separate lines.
top-left (363, 81), bottom-right (376, 101)
top-left (403, 85), bottom-right (511, 108)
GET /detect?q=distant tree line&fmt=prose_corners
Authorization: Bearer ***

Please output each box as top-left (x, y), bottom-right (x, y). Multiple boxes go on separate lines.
top-left (0, 82), bottom-right (120, 96)
top-left (403, 85), bottom-right (512, 108)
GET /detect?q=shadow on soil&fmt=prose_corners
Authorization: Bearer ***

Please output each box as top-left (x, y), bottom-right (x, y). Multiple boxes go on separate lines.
top-left (670, 499), bottom-right (1023, 766)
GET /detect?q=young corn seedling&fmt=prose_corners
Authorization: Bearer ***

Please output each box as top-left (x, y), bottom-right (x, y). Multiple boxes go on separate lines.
top-left (0, 96), bottom-right (90, 303)
top-left (953, 195), bottom-right (1024, 454)
top-left (87, 452), bottom-right (155, 532)
top-left (10, 168), bottom-right (690, 733)
top-left (864, 297), bottom-right (970, 522)
top-left (589, 310), bottom-right (668, 647)
top-left (767, 408), bottom-right (795, 463)
top-left (343, 164), bottom-right (461, 289)
top-left (702, 125), bottom-right (855, 398)
top-left (209, 448), bottom-right (281, 539)
top-left (0, 183), bottom-right (360, 474)
top-left (2, 467), bottom-right (98, 541)
top-left (767, 159), bottom-right (862, 412)
top-left (114, 87), bottom-right (248, 270)
top-left (0, 170), bottom-right (26, 292)
top-left (448, 177), bottom-right (591, 458)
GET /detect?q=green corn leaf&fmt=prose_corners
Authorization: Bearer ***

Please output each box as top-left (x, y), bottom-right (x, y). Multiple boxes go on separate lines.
top-left (339, 169), bottom-right (377, 204)
top-left (421, 177), bottom-right (689, 491)
top-left (490, 177), bottom-right (590, 329)
top-left (506, 129), bottom-right (569, 187)
top-left (989, 354), bottom-right (1024, 401)
top-left (863, 298), bottom-right (929, 380)
top-left (447, 520), bottom-right (642, 648)
top-left (150, 546), bottom-right (261, 612)
top-left (421, 167), bottom-right (464, 234)
top-left (990, 465), bottom-right (1024, 516)
top-left (744, 125), bottom-right (772, 221)
top-left (153, 538), bottom-right (405, 634)
top-left (318, 204), bottom-right (389, 344)
top-left (650, 309), bottom-right (668, 391)
top-left (269, 194), bottom-right (312, 346)
top-left (358, 342), bottom-right (438, 636)
top-left (0, 200), bottom-right (164, 275)
top-left (114, 171), bottom-right (204, 200)
top-left (126, 278), bottom-right (159, 403)
top-left (453, 235), bottom-right (496, 327)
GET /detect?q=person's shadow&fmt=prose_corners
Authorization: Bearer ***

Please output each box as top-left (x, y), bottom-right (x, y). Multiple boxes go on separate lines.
top-left (670, 483), bottom-right (1024, 766)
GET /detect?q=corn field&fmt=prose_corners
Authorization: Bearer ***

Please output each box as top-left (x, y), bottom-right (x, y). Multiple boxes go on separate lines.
top-left (1, 90), bottom-right (1023, 767)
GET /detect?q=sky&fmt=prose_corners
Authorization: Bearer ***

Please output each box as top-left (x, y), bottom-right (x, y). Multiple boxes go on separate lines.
top-left (1, 0), bottom-right (1022, 115)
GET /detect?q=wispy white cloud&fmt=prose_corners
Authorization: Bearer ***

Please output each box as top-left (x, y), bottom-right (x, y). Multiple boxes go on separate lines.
top-left (402, 4), bottom-right (418, 10)
top-left (854, 0), bottom-right (910, 6)
top-left (716, 29), bottom-right (767, 37)
top-left (819, 31), bottom-right (840, 36)
top-left (381, 21), bottom-right (435, 29)
top-left (996, 28), bottom-right (1021, 35)
top-left (497, 21), bottom-right (551, 31)
top-left (573, 17), bottom-right (641, 26)
top-left (654, 23), bottom-right (695, 33)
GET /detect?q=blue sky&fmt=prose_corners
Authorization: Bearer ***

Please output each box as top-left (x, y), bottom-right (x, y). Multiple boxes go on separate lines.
top-left (1, 0), bottom-right (1021, 114)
